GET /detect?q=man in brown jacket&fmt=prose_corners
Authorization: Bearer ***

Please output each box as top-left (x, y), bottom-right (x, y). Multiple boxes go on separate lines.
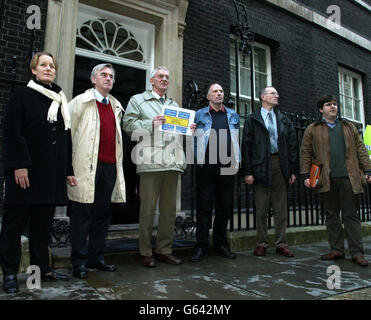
top-left (300, 95), bottom-right (371, 266)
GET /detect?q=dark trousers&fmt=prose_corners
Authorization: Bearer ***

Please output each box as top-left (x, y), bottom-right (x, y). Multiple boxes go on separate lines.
top-left (321, 178), bottom-right (364, 257)
top-left (0, 204), bottom-right (55, 275)
top-left (70, 162), bottom-right (116, 267)
top-left (195, 165), bottom-right (235, 249)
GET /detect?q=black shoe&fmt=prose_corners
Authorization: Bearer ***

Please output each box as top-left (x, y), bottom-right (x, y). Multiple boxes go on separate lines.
top-left (214, 246), bottom-right (236, 259)
top-left (41, 270), bottom-right (70, 281)
top-left (189, 247), bottom-right (207, 262)
top-left (3, 274), bottom-right (18, 294)
top-left (87, 260), bottom-right (116, 272)
top-left (72, 265), bottom-right (88, 279)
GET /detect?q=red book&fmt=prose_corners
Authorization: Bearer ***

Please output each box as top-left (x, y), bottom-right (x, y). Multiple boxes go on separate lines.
top-left (309, 164), bottom-right (321, 188)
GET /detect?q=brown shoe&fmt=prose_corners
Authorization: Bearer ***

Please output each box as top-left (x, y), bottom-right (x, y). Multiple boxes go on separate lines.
top-left (254, 246), bottom-right (267, 256)
top-left (276, 246), bottom-right (294, 257)
top-left (321, 251), bottom-right (345, 260)
top-left (352, 255), bottom-right (368, 266)
top-left (156, 254), bottom-right (182, 265)
top-left (142, 255), bottom-right (156, 268)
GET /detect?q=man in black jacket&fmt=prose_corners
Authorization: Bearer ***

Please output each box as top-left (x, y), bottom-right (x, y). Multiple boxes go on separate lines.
top-left (241, 86), bottom-right (296, 257)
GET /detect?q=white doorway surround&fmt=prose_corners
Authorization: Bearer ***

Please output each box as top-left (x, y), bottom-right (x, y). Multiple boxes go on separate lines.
top-left (44, 0), bottom-right (189, 103)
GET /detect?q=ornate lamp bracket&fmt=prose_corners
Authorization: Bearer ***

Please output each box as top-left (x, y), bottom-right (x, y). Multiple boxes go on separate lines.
top-left (232, 0), bottom-right (254, 61)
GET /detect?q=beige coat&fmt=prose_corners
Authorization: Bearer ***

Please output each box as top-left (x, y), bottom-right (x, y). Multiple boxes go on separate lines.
top-left (67, 88), bottom-right (126, 203)
top-left (122, 90), bottom-right (186, 174)
top-left (300, 119), bottom-right (371, 194)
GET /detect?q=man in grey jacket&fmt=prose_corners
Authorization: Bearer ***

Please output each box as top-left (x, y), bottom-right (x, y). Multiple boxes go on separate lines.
top-left (122, 66), bottom-right (186, 268)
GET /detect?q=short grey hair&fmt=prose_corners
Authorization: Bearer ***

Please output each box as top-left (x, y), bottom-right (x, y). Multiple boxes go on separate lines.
top-left (150, 66), bottom-right (169, 79)
top-left (91, 63), bottom-right (115, 84)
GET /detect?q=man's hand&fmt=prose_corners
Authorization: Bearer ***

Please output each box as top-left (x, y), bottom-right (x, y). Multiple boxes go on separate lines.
top-left (244, 175), bottom-right (254, 185)
top-left (190, 123), bottom-right (196, 133)
top-left (153, 115), bottom-right (166, 128)
top-left (289, 174), bottom-right (296, 184)
top-left (304, 178), bottom-right (311, 188)
top-left (67, 176), bottom-right (78, 186)
top-left (14, 168), bottom-right (29, 189)
top-left (365, 175), bottom-right (371, 184)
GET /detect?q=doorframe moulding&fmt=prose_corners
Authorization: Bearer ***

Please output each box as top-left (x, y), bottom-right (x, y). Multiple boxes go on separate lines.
top-left (44, 0), bottom-right (189, 103)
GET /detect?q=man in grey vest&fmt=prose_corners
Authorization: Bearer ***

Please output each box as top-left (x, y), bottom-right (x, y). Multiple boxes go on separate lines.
top-left (300, 95), bottom-right (371, 266)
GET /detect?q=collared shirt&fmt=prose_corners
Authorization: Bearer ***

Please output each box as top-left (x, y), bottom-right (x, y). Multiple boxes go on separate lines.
top-left (94, 89), bottom-right (109, 103)
top-left (209, 105), bottom-right (226, 113)
top-left (261, 107), bottom-right (278, 153)
top-left (322, 117), bottom-right (340, 129)
top-left (261, 107), bottom-right (277, 135)
top-left (151, 90), bottom-right (166, 102)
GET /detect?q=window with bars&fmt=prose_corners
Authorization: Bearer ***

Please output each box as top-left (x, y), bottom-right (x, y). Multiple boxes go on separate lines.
top-left (230, 39), bottom-right (272, 125)
top-left (338, 67), bottom-right (364, 127)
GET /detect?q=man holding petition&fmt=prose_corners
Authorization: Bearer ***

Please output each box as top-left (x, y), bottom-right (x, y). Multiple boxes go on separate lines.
top-left (123, 66), bottom-right (187, 268)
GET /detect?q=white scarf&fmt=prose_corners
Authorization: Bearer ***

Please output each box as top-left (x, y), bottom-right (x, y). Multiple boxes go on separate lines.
top-left (27, 80), bottom-right (71, 130)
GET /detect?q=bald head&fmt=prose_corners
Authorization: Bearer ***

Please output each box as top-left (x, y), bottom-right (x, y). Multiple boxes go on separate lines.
top-left (207, 83), bottom-right (224, 110)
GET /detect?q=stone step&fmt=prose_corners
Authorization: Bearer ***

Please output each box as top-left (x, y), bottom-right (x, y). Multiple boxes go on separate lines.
top-left (106, 224), bottom-right (140, 240)
top-left (5, 221), bottom-right (371, 275)
top-left (52, 222), bottom-right (371, 270)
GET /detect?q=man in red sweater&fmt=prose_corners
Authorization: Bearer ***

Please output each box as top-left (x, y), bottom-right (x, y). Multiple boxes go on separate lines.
top-left (67, 64), bottom-right (126, 279)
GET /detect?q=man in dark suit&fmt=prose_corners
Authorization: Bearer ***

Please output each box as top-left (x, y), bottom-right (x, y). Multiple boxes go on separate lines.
top-left (241, 86), bottom-right (296, 257)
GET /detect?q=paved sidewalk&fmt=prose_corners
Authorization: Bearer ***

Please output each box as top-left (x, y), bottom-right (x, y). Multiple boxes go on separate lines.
top-left (1, 236), bottom-right (371, 300)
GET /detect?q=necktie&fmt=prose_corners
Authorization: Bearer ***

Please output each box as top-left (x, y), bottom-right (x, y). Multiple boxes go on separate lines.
top-left (267, 112), bottom-right (278, 153)
top-left (102, 98), bottom-right (108, 104)
top-left (159, 97), bottom-right (165, 104)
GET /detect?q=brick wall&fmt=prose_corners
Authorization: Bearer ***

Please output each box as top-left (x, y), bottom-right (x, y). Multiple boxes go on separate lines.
top-left (0, 0), bottom-right (48, 205)
top-left (182, 0), bottom-right (233, 101)
top-left (295, 0), bottom-right (371, 39)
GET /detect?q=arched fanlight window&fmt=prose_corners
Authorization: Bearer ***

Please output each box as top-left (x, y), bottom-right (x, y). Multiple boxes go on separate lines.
top-left (76, 18), bottom-right (145, 63)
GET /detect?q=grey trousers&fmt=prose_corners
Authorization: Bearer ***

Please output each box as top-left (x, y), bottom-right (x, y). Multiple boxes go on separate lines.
top-left (320, 178), bottom-right (364, 257)
top-left (138, 171), bottom-right (179, 257)
top-left (254, 155), bottom-right (288, 248)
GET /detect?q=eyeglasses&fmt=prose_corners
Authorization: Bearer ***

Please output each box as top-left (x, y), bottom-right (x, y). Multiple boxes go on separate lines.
top-left (266, 92), bottom-right (279, 97)
top-left (156, 74), bottom-right (170, 80)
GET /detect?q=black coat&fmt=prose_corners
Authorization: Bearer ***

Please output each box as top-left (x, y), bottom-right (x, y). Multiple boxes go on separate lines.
top-left (241, 108), bottom-right (297, 187)
top-left (2, 80), bottom-right (70, 205)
